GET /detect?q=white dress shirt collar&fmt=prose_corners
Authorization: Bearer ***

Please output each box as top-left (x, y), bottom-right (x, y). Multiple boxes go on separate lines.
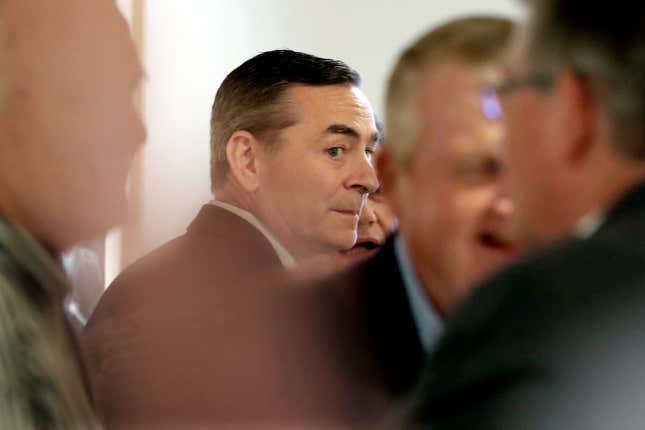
top-left (210, 199), bottom-right (296, 269)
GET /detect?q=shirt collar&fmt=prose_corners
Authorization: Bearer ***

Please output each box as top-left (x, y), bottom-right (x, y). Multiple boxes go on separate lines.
top-left (394, 234), bottom-right (443, 354)
top-left (210, 199), bottom-right (296, 269)
top-left (574, 210), bottom-right (607, 240)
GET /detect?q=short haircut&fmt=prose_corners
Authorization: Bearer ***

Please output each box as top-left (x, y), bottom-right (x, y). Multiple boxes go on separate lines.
top-left (525, 0), bottom-right (645, 159)
top-left (210, 49), bottom-right (361, 190)
top-left (386, 16), bottom-right (514, 168)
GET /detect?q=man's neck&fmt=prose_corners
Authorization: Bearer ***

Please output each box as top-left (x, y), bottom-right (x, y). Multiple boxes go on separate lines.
top-left (0, 197), bottom-right (64, 256)
top-left (398, 228), bottom-right (454, 318)
top-left (213, 186), bottom-right (254, 215)
top-left (212, 187), bottom-right (299, 268)
top-left (570, 161), bottom-right (645, 236)
top-left (214, 186), bottom-right (331, 262)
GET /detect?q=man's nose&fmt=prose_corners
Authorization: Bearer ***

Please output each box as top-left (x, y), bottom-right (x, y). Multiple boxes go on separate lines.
top-left (490, 194), bottom-right (514, 219)
top-left (358, 202), bottom-right (377, 226)
top-left (349, 154), bottom-right (379, 194)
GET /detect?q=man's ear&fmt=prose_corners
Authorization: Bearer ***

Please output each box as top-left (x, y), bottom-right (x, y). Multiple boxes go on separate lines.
top-left (225, 130), bottom-right (262, 192)
top-left (376, 147), bottom-right (404, 216)
top-left (557, 69), bottom-right (598, 165)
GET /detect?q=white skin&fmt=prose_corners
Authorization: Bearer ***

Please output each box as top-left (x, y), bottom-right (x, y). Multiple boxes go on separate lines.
top-left (500, 28), bottom-right (645, 250)
top-left (338, 187), bottom-right (398, 263)
top-left (383, 59), bottom-right (517, 316)
top-left (0, 0), bottom-right (145, 252)
top-left (297, 189), bottom-right (398, 278)
top-left (216, 84), bottom-right (380, 261)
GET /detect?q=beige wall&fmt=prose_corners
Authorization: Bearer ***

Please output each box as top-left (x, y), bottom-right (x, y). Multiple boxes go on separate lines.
top-left (106, 0), bottom-right (145, 286)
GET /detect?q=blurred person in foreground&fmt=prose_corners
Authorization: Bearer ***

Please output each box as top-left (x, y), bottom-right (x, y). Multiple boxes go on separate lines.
top-left (338, 119), bottom-right (397, 265)
top-left (338, 121), bottom-right (398, 265)
top-left (341, 187), bottom-right (398, 263)
top-left (0, 0), bottom-right (144, 427)
top-left (296, 15), bottom-right (518, 401)
top-left (411, 1), bottom-right (645, 429)
top-left (82, 50), bottom-right (381, 428)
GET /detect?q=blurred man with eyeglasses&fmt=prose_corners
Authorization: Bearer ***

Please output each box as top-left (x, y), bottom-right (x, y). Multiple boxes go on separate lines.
top-left (411, 1), bottom-right (645, 429)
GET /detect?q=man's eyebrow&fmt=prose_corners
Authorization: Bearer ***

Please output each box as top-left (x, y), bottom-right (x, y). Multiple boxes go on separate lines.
top-left (325, 124), bottom-right (381, 143)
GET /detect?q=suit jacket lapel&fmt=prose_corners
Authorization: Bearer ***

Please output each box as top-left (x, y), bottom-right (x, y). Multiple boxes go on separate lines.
top-left (362, 237), bottom-right (425, 395)
top-left (600, 181), bottom-right (645, 237)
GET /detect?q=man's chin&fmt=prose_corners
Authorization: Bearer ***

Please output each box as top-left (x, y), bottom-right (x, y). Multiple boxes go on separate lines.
top-left (511, 214), bottom-right (551, 252)
top-left (83, 200), bottom-right (128, 238)
top-left (340, 245), bottom-right (378, 263)
top-left (468, 248), bottom-right (518, 285)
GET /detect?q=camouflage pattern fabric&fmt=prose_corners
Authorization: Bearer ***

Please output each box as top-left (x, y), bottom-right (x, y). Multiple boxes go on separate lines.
top-left (0, 218), bottom-right (99, 429)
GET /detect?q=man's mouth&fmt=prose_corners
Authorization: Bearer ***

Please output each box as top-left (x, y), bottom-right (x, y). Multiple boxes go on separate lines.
top-left (477, 231), bottom-right (517, 254)
top-left (353, 238), bottom-right (381, 251)
top-left (340, 237), bottom-right (382, 261)
top-left (333, 209), bottom-right (360, 217)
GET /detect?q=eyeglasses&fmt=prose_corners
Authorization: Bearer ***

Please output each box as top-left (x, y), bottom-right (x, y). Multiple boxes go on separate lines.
top-left (480, 72), bottom-right (555, 120)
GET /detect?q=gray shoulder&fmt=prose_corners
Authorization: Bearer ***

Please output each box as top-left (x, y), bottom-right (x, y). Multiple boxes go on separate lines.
top-left (452, 235), bottom-right (645, 329)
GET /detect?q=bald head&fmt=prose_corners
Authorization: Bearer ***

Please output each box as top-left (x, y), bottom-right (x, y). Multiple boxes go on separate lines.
top-left (0, 0), bottom-right (145, 251)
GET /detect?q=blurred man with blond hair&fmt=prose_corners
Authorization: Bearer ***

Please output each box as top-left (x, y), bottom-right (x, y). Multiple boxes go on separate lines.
top-left (0, 0), bottom-right (144, 427)
top-left (302, 15), bottom-right (517, 401)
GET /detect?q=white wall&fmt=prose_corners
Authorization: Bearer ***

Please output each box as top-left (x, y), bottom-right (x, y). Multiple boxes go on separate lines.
top-left (140, 0), bottom-right (523, 253)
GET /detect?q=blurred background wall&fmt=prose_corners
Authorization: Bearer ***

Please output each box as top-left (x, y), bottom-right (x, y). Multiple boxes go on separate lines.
top-left (107, 0), bottom-right (523, 284)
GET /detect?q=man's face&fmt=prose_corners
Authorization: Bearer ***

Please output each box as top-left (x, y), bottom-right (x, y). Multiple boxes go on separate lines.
top-left (499, 33), bottom-right (567, 248)
top-left (255, 84), bottom-right (380, 259)
top-left (1, 0), bottom-right (145, 249)
top-left (393, 59), bottom-right (517, 311)
top-left (340, 189), bottom-right (397, 263)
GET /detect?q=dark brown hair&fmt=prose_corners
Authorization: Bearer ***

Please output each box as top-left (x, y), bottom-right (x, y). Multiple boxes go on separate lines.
top-left (210, 49), bottom-right (361, 190)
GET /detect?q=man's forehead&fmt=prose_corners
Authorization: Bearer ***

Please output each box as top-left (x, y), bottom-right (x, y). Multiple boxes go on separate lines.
top-left (287, 84), bottom-right (377, 132)
top-left (6, 0), bottom-right (117, 31)
top-left (4, 0), bottom-right (133, 66)
top-left (503, 26), bottom-right (530, 73)
top-left (289, 84), bottom-right (372, 111)
top-left (417, 60), bottom-right (501, 117)
top-left (413, 62), bottom-right (504, 151)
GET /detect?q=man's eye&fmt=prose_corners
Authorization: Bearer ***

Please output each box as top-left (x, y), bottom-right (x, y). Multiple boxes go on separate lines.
top-left (458, 157), bottom-right (503, 184)
top-left (327, 147), bottom-right (344, 158)
top-left (365, 148), bottom-right (375, 159)
top-left (481, 158), bottom-right (502, 177)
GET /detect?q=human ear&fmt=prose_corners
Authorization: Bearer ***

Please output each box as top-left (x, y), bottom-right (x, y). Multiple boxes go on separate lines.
top-left (225, 130), bottom-right (262, 192)
top-left (376, 147), bottom-right (404, 218)
top-left (556, 69), bottom-right (598, 165)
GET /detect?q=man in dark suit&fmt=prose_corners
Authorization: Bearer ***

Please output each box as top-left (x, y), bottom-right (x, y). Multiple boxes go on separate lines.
top-left (412, 2), bottom-right (645, 429)
top-left (83, 50), bottom-right (381, 428)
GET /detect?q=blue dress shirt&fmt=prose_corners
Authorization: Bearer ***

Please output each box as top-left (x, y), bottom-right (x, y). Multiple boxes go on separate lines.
top-left (394, 234), bottom-right (443, 354)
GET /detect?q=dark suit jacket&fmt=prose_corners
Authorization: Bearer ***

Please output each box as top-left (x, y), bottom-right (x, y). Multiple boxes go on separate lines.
top-left (412, 183), bottom-right (645, 430)
top-left (83, 204), bottom-right (284, 427)
top-left (308, 235), bottom-right (426, 397)
top-left (83, 205), bottom-right (392, 428)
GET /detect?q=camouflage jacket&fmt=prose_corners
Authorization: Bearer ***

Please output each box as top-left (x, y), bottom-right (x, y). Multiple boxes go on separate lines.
top-left (0, 217), bottom-right (99, 429)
